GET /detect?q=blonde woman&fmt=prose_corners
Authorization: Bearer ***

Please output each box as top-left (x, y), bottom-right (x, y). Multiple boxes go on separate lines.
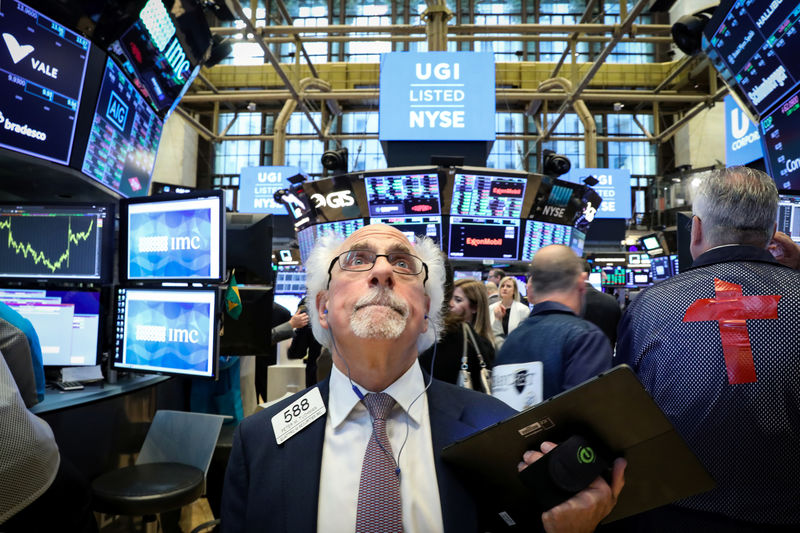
top-left (450, 278), bottom-right (494, 345)
top-left (489, 276), bottom-right (530, 349)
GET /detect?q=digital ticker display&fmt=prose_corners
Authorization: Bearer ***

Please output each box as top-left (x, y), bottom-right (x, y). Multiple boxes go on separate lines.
top-left (370, 216), bottom-right (442, 244)
top-left (448, 217), bottom-right (520, 260)
top-left (365, 173), bottom-right (441, 217)
top-left (776, 192), bottom-right (800, 242)
top-left (297, 219), bottom-right (365, 263)
top-left (0, 0), bottom-right (92, 164)
top-left (81, 57), bottom-right (164, 197)
top-left (704, 0), bottom-right (800, 120)
top-left (761, 87), bottom-right (800, 189)
top-left (450, 173), bottom-right (527, 218)
top-left (0, 203), bottom-right (112, 281)
top-left (520, 220), bottom-right (585, 261)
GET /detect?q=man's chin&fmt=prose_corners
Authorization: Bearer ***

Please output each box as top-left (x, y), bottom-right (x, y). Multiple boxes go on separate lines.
top-left (351, 307), bottom-right (407, 339)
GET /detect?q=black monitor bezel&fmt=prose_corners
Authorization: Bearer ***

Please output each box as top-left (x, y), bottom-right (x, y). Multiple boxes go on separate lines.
top-left (112, 286), bottom-right (221, 379)
top-left (0, 201), bottom-right (115, 284)
top-left (119, 190), bottom-right (226, 285)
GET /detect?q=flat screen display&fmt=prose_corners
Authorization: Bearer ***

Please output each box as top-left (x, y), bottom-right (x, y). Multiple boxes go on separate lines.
top-left (113, 287), bottom-right (219, 378)
top-left (275, 271), bottom-right (307, 294)
top-left (369, 216), bottom-right (442, 244)
top-left (761, 87), bottom-right (800, 189)
top-left (448, 217), bottom-right (520, 260)
top-left (297, 219), bottom-right (365, 263)
top-left (703, 0), bottom-right (800, 120)
top-left (121, 191), bottom-right (225, 283)
top-left (600, 266), bottom-right (627, 286)
top-left (450, 172), bottom-right (527, 218)
top-left (0, 203), bottom-right (114, 282)
top-left (107, 0), bottom-right (200, 115)
top-left (0, 0), bottom-right (92, 164)
top-left (0, 288), bottom-right (101, 366)
top-left (520, 220), bottom-right (585, 261)
top-left (776, 192), bottom-right (800, 242)
top-left (81, 57), bottom-right (164, 197)
top-left (650, 255), bottom-right (674, 282)
top-left (365, 172), bottom-right (441, 217)
top-left (453, 270), bottom-right (483, 280)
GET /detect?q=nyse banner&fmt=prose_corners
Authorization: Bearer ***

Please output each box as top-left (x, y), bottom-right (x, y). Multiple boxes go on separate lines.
top-left (238, 166), bottom-right (302, 215)
top-left (725, 95), bottom-right (763, 167)
top-left (379, 52), bottom-right (495, 141)
top-left (562, 168), bottom-right (632, 220)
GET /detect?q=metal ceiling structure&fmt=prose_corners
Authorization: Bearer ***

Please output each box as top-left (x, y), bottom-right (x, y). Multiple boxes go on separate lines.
top-left (177, 0), bottom-right (724, 166)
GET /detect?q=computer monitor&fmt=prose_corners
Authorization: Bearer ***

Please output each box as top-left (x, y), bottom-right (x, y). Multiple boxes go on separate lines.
top-left (226, 213), bottom-right (272, 285)
top-left (0, 203), bottom-right (114, 283)
top-left (113, 287), bottom-right (219, 378)
top-left (0, 0), bottom-right (93, 165)
top-left (369, 216), bottom-right (442, 244)
top-left (453, 270), bottom-right (483, 281)
top-left (219, 286), bottom-right (273, 357)
top-left (80, 56), bottom-right (164, 197)
top-left (776, 192), bottom-right (800, 243)
top-left (650, 255), bottom-right (674, 282)
top-left (600, 266), bottom-right (627, 287)
top-left (275, 271), bottom-right (307, 295)
top-left (0, 287), bottom-right (102, 367)
top-left (520, 220), bottom-right (585, 261)
top-left (364, 169), bottom-right (442, 217)
top-left (628, 268), bottom-right (651, 287)
top-left (297, 219), bottom-right (365, 263)
top-left (450, 170), bottom-right (528, 218)
top-left (120, 191), bottom-right (225, 284)
top-left (639, 233), bottom-right (663, 255)
top-left (448, 217), bottom-right (521, 261)
top-left (761, 90), bottom-right (800, 190)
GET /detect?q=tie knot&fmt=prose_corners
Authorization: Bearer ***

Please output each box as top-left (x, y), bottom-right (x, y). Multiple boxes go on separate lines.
top-left (363, 392), bottom-right (395, 420)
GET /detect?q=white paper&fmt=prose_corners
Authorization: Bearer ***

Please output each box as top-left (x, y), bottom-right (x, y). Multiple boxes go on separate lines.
top-left (61, 365), bottom-right (104, 383)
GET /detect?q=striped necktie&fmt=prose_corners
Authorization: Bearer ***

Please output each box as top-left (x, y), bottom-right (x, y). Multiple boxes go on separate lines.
top-left (355, 392), bottom-right (402, 533)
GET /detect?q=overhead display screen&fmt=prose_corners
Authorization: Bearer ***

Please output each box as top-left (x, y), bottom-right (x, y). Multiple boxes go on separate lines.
top-left (448, 217), bottom-right (520, 261)
top-left (520, 221), bottom-right (585, 261)
top-left (450, 173), bottom-right (527, 218)
top-left (370, 215), bottom-right (442, 244)
top-left (365, 172), bottom-right (441, 217)
top-left (761, 86), bottom-right (800, 189)
top-left (108, 0), bottom-right (200, 114)
top-left (0, 0), bottom-right (92, 164)
top-left (703, 0), bottom-right (800, 120)
top-left (81, 57), bottom-right (164, 197)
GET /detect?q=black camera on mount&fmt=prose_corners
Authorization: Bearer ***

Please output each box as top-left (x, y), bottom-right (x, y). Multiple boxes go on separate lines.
top-left (321, 147), bottom-right (348, 176)
top-left (542, 149), bottom-right (571, 177)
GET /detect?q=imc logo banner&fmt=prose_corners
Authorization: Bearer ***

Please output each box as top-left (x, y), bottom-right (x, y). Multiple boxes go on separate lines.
top-left (725, 95), bottom-right (763, 167)
top-left (238, 166), bottom-right (300, 214)
top-left (562, 168), bottom-right (631, 220)
top-left (379, 51), bottom-right (495, 141)
top-left (129, 208), bottom-right (212, 278)
top-left (125, 298), bottom-right (211, 372)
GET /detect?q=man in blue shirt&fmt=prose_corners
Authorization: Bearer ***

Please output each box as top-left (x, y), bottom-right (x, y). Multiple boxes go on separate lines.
top-left (616, 167), bottom-right (800, 531)
top-left (495, 245), bottom-right (612, 400)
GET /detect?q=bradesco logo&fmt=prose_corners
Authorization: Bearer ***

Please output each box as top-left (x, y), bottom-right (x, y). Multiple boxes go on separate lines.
top-left (2, 32), bottom-right (59, 79)
top-left (106, 91), bottom-right (129, 132)
top-left (135, 324), bottom-right (201, 344)
top-left (0, 110), bottom-right (46, 142)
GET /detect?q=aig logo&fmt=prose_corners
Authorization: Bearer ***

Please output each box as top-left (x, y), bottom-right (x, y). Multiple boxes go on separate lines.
top-left (106, 91), bottom-right (129, 132)
top-left (311, 191), bottom-right (355, 209)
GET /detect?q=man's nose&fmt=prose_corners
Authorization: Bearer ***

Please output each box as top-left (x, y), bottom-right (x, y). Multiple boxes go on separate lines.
top-left (368, 255), bottom-right (395, 287)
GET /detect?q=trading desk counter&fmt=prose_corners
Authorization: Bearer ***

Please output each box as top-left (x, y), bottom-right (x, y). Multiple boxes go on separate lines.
top-left (33, 373), bottom-right (189, 480)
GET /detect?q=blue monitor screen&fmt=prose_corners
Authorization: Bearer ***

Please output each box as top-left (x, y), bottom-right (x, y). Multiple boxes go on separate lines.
top-left (0, 0), bottom-right (92, 164)
top-left (761, 88), bottom-right (800, 190)
top-left (113, 287), bottom-right (218, 378)
top-left (275, 271), bottom-right (307, 294)
top-left (369, 216), bottom-right (442, 244)
top-left (108, 0), bottom-right (199, 114)
top-left (0, 288), bottom-right (101, 366)
top-left (650, 255), bottom-right (674, 282)
top-left (520, 220), bottom-right (585, 261)
top-left (448, 217), bottom-right (520, 260)
top-left (81, 57), bottom-right (164, 197)
top-left (121, 192), bottom-right (225, 283)
top-left (0, 203), bottom-right (114, 282)
top-left (297, 219), bottom-right (365, 263)
top-left (365, 172), bottom-right (441, 217)
top-left (450, 173), bottom-right (527, 218)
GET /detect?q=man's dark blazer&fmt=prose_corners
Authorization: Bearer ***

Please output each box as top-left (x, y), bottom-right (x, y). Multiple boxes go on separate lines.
top-left (221, 377), bottom-right (515, 532)
top-left (581, 283), bottom-right (622, 346)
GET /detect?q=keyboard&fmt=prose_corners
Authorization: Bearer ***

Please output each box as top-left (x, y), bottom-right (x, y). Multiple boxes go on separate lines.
top-left (55, 381), bottom-right (84, 391)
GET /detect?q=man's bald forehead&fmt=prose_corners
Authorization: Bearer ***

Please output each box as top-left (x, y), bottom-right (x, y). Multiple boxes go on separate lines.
top-left (532, 244), bottom-right (577, 267)
top-left (338, 224), bottom-right (414, 253)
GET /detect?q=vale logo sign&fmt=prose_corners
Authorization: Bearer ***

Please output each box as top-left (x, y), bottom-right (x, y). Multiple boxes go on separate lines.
top-left (2, 33), bottom-right (33, 64)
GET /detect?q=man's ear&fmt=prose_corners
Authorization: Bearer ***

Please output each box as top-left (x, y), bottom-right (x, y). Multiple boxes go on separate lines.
top-left (691, 215), bottom-right (702, 248)
top-left (316, 291), bottom-right (329, 329)
top-left (422, 295), bottom-right (431, 333)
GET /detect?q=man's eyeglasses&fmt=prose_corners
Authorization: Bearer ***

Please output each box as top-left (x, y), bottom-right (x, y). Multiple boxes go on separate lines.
top-left (327, 249), bottom-right (429, 286)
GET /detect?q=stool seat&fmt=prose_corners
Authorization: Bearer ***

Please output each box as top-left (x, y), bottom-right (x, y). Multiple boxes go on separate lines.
top-left (91, 462), bottom-right (205, 516)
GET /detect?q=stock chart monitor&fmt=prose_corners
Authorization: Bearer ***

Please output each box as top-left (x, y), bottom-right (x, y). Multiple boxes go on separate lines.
top-left (450, 172), bottom-right (527, 218)
top-left (0, 203), bottom-right (114, 282)
top-left (761, 87), bottom-right (800, 189)
top-left (0, 0), bottom-right (92, 164)
top-left (364, 172), bottom-right (441, 217)
top-left (81, 57), bottom-right (164, 197)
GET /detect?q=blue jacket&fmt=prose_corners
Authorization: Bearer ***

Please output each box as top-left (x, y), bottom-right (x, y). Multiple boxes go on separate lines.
top-left (495, 301), bottom-right (612, 400)
top-left (221, 377), bottom-right (515, 532)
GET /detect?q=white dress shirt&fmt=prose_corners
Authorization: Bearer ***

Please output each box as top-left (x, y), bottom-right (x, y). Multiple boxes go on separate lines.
top-left (317, 360), bottom-right (444, 533)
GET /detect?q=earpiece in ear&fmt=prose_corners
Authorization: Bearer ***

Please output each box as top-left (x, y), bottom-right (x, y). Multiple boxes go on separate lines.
top-left (324, 309), bottom-right (328, 314)
top-left (424, 315), bottom-right (429, 320)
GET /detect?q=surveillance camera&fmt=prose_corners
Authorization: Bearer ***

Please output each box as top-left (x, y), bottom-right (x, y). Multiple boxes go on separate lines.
top-left (246, 102), bottom-right (257, 111)
top-left (613, 102), bottom-right (624, 112)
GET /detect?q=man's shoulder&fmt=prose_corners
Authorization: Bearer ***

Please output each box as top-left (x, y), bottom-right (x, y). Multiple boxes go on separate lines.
top-left (238, 384), bottom-right (326, 437)
top-left (428, 378), bottom-right (516, 423)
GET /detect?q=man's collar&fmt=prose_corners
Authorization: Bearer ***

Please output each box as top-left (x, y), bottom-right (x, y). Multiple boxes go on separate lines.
top-left (530, 300), bottom-right (576, 316)
top-left (328, 359), bottom-right (427, 429)
top-left (690, 244), bottom-right (777, 269)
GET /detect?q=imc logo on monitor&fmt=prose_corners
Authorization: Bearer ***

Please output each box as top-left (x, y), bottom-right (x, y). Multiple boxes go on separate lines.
top-left (138, 235), bottom-right (203, 253)
top-left (135, 325), bottom-right (201, 344)
top-left (106, 91), bottom-right (129, 132)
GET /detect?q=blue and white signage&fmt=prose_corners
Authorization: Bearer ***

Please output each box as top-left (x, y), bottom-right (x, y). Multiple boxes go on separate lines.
top-left (238, 166), bottom-right (302, 215)
top-left (379, 52), bottom-right (495, 142)
top-left (563, 168), bottom-right (632, 219)
top-left (725, 94), bottom-right (763, 167)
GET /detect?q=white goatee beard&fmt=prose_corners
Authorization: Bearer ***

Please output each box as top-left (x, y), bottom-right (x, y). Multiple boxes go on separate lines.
top-left (349, 287), bottom-right (409, 340)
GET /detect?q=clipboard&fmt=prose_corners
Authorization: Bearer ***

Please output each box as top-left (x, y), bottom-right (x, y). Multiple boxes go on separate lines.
top-left (441, 365), bottom-right (715, 526)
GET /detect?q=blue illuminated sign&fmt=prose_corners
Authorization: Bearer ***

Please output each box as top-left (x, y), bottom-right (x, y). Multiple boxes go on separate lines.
top-left (563, 168), bottom-right (632, 219)
top-left (106, 91), bottom-right (129, 132)
top-left (725, 95), bottom-right (763, 167)
top-left (379, 52), bottom-right (495, 141)
top-left (238, 166), bottom-right (301, 215)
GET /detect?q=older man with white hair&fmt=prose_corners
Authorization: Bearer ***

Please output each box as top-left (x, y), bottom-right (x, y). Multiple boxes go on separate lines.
top-left (222, 224), bottom-right (624, 533)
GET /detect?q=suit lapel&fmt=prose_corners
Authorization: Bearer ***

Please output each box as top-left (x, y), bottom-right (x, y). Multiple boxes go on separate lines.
top-left (282, 380), bottom-right (330, 533)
